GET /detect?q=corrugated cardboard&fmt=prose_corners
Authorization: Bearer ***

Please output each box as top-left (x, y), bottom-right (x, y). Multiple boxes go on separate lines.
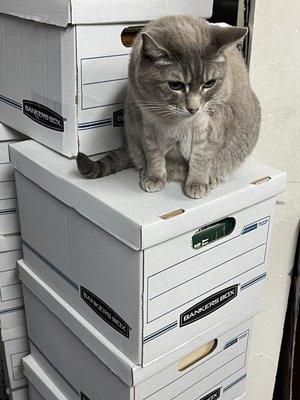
top-left (0, 0), bottom-right (213, 27)
top-left (11, 141), bottom-right (286, 365)
top-left (0, 308), bottom-right (29, 391)
top-left (0, 2), bottom-right (212, 157)
top-left (21, 261), bottom-right (252, 399)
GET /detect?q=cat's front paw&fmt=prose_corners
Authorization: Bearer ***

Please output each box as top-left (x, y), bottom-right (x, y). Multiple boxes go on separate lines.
top-left (185, 182), bottom-right (210, 199)
top-left (140, 177), bottom-right (166, 193)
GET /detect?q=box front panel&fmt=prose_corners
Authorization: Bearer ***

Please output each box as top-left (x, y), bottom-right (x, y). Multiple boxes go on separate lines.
top-left (0, 199), bottom-right (20, 235)
top-left (1, 337), bottom-right (29, 390)
top-left (76, 24), bottom-right (140, 155)
top-left (0, 269), bottom-right (23, 312)
top-left (0, 15), bottom-right (77, 157)
top-left (16, 172), bottom-right (143, 365)
top-left (143, 199), bottom-right (275, 364)
top-left (136, 320), bottom-right (251, 400)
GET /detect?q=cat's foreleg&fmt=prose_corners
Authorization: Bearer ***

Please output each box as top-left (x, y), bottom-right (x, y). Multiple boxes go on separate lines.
top-left (140, 149), bottom-right (166, 192)
top-left (184, 137), bottom-right (217, 199)
top-left (140, 128), bottom-right (166, 193)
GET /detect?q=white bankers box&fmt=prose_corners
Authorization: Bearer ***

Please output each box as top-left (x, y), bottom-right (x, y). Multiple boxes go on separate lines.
top-left (0, 0), bottom-right (213, 157)
top-left (20, 261), bottom-right (250, 400)
top-left (10, 141), bottom-right (286, 366)
top-left (0, 309), bottom-right (29, 391)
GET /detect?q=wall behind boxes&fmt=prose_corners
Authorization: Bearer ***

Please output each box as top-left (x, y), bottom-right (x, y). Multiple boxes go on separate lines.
top-left (247, 0), bottom-right (300, 399)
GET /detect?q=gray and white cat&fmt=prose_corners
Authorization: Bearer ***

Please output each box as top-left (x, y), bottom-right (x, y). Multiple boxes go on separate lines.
top-left (77, 16), bottom-right (261, 199)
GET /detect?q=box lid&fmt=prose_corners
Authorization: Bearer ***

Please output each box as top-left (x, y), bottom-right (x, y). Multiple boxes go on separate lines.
top-left (0, 0), bottom-right (213, 27)
top-left (23, 355), bottom-right (65, 400)
top-left (10, 140), bottom-right (286, 251)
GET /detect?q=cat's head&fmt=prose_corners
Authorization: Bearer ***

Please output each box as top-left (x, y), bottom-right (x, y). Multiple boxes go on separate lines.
top-left (130, 16), bottom-right (247, 122)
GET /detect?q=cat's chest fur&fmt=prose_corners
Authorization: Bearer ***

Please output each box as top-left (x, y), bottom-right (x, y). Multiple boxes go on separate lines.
top-left (155, 113), bottom-right (210, 160)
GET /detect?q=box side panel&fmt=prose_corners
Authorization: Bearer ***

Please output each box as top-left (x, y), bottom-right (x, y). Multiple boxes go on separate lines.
top-left (76, 24), bottom-right (132, 155)
top-left (9, 387), bottom-right (29, 400)
top-left (0, 15), bottom-right (77, 157)
top-left (0, 123), bottom-right (26, 141)
top-left (16, 171), bottom-right (143, 364)
top-left (23, 286), bottom-right (132, 400)
top-left (142, 198), bottom-right (276, 364)
top-left (28, 385), bottom-right (45, 400)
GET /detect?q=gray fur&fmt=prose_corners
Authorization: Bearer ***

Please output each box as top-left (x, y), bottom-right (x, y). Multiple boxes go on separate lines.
top-left (77, 16), bottom-right (261, 199)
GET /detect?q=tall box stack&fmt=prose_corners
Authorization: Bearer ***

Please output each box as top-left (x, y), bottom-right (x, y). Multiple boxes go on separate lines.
top-left (0, 124), bottom-right (29, 399)
top-left (0, 1), bottom-right (286, 399)
top-left (9, 140), bottom-right (286, 400)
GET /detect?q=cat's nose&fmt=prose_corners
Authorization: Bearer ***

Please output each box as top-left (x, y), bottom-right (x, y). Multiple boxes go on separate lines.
top-left (187, 107), bottom-right (199, 115)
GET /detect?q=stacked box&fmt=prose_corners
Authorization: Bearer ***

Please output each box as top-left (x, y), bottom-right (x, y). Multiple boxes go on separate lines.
top-left (20, 259), bottom-right (251, 400)
top-left (8, 140), bottom-right (286, 399)
top-left (0, 309), bottom-right (29, 399)
top-left (0, 0), bottom-right (213, 157)
top-left (0, 124), bottom-right (28, 399)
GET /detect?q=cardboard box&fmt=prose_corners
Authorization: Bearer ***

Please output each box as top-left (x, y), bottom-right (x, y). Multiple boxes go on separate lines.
top-left (10, 141), bottom-right (286, 366)
top-left (0, 1), bottom-right (213, 157)
top-left (8, 387), bottom-right (29, 400)
top-left (0, 124), bottom-right (26, 182)
top-left (0, 308), bottom-right (29, 391)
top-left (0, 248), bottom-right (23, 312)
top-left (0, 233), bottom-right (21, 255)
top-left (0, 199), bottom-right (20, 235)
top-left (20, 261), bottom-right (251, 400)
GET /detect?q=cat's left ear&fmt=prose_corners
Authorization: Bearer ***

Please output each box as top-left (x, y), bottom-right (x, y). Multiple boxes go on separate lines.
top-left (141, 33), bottom-right (172, 64)
top-left (211, 25), bottom-right (248, 53)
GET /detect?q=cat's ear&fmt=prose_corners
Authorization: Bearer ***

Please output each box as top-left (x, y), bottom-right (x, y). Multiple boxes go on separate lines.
top-left (141, 33), bottom-right (171, 64)
top-left (212, 25), bottom-right (248, 53)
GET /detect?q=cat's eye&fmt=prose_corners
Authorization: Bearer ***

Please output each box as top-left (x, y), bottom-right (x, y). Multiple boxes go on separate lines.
top-left (202, 79), bottom-right (216, 89)
top-left (168, 81), bottom-right (185, 91)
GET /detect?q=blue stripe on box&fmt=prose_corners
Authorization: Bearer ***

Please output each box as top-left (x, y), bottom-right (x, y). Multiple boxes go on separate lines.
top-left (22, 240), bottom-right (79, 291)
top-left (0, 94), bottom-right (22, 110)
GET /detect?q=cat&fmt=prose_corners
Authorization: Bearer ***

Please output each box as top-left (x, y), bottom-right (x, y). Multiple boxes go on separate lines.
top-left (77, 16), bottom-right (261, 199)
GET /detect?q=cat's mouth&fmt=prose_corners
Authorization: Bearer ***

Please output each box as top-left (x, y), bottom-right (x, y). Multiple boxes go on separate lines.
top-left (169, 106), bottom-right (195, 118)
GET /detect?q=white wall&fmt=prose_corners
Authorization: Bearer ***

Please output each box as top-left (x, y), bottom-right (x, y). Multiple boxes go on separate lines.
top-left (247, 0), bottom-right (300, 398)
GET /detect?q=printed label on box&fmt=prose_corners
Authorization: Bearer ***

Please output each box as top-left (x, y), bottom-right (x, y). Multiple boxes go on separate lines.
top-left (80, 286), bottom-right (130, 338)
top-left (200, 389), bottom-right (221, 400)
top-left (180, 285), bottom-right (238, 327)
top-left (23, 100), bottom-right (64, 132)
top-left (80, 393), bottom-right (90, 400)
top-left (113, 110), bottom-right (124, 127)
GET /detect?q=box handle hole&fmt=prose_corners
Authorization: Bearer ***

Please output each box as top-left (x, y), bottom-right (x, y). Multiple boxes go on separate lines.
top-left (121, 26), bottom-right (143, 47)
top-left (192, 217), bottom-right (235, 249)
top-left (177, 339), bottom-right (218, 371)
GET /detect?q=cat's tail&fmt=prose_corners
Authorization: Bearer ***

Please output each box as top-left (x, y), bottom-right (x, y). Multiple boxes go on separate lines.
top-left (76, 147), bottom-right (134, 179)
